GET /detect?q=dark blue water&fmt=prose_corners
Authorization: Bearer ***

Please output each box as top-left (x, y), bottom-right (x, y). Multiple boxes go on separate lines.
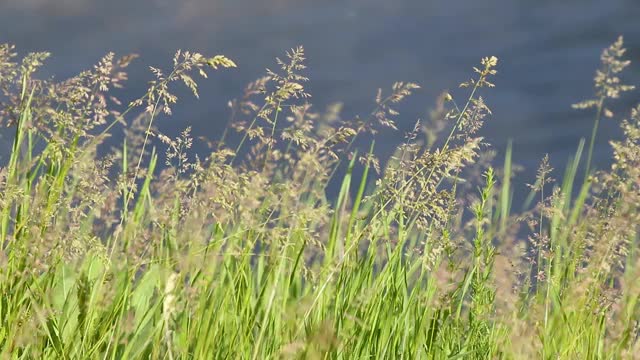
top-left (1, 0), bottom-right (639, 193)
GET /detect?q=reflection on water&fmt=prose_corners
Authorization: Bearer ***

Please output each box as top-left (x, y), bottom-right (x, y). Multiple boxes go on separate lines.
top-left (1, 0), bottom-right (639, 185)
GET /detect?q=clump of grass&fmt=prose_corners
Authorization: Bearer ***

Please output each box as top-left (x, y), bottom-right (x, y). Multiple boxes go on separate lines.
top-left (0, 36), bottom-right (639, 359)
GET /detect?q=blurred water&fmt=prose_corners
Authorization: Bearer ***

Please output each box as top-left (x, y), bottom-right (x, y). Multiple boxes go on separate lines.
top-left (1, 0), bottom-right (639, 190)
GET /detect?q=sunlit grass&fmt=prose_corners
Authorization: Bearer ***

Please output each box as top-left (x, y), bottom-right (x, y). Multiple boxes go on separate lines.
top-left (0, 38), bottom-right (638, 359)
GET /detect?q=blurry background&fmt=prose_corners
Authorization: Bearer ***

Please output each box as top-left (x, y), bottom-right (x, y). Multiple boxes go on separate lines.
top-left (1, 0), bottom-right (639, 192)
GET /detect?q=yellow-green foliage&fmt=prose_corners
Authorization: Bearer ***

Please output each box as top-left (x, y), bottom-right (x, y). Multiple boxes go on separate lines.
top-left (0, 37), bottom-right (638, 359)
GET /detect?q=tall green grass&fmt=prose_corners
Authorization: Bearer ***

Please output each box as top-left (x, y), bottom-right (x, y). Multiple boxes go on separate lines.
top-left (0, 38), bottom-right (639, 359)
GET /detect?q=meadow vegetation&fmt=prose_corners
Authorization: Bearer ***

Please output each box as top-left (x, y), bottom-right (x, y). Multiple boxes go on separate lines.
top-left (0, 36), bottom-right (638, 359)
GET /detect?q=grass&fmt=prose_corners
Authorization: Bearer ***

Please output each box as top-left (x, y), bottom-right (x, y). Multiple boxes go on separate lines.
top-left (0, 37), bottom-right (639, 359)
